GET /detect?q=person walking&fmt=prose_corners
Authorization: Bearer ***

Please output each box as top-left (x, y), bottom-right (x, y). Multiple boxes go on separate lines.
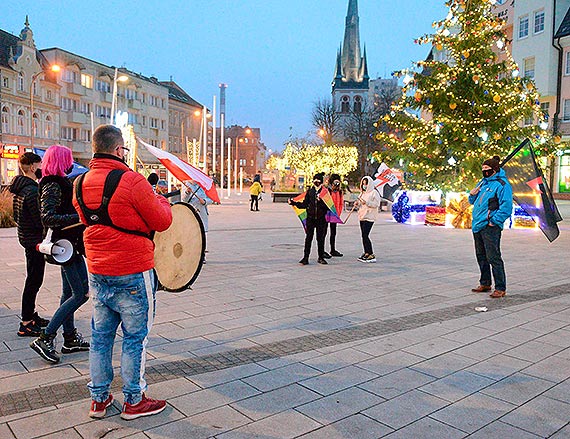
top-left (73, 125), bottom-right (173, 420)
top-left (30, 145), bottom-right (89, 364)
top-left (468, 156), bottom-right (513, 298)
top-left (325, 173), bottom-right (344, 258)
top-left (249, 174), bottom-right (263, 211)
top-left (288, 172), bottom-right (329, 265)
top-left (10, 152), bottom-right (50, 336)
top-left (356, 176), bottom-right (380, 263)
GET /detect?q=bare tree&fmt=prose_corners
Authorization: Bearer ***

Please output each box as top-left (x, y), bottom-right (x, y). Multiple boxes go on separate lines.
top-left (372, 84), bottom-right (401, 116)
top-left (342, 102), bottom-right (381, 176)
top-left (311, 98), bottom-right (341, 143)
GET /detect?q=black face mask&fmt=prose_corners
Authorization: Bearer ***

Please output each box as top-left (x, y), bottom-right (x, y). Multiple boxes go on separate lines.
top-left (65, 166), bottom-right (74, 175)
top-left (34, 168), bottom-right (42, 179)
top-left (482, 169), bottom-right (495, 178)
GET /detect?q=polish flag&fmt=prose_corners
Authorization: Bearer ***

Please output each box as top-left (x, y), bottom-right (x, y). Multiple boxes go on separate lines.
top-left (138, 138), bottom-right (220, 203)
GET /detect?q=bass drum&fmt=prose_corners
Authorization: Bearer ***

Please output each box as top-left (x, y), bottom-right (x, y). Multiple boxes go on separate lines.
top-left (153, 202), bottom-right (205, 292)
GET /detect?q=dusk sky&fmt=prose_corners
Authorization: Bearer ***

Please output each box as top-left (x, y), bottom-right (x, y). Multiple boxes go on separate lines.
top-left (4, 0), bottom-right (447, 151)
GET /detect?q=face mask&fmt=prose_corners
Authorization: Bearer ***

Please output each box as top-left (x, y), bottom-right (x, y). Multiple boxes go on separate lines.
top-left (314, 181), bottom-right (322, 187)
top-left (34, 168), bottom-right (42, 179)
top-left (65, 166), bottom-right (74, 175)
top-left (482, 169), bottom-right (494, 178)
top-left (362, 185), bottom-right (368, 191)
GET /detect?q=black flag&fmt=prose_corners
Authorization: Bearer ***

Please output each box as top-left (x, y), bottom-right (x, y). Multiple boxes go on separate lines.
top-left (502, 139), bottom-right (562, 242)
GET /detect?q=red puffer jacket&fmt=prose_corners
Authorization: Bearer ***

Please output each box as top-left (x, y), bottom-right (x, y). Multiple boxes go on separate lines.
top-left (72, 154), bottom-right (172, 276)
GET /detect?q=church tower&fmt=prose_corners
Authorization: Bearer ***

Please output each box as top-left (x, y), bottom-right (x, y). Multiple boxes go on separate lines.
top-left (332, 0), bottom-right (369, 115)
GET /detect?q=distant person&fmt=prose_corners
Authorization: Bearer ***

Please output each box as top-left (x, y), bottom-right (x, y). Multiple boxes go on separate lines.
top-left (73, 125), bottom-right (172, 420)
top-left (249, 175), bottom-right (263, 211)
top-left (355, 176), bottom-right (380, 263)
top-left (325, 173), bottom-right (344, 258)
top-left (30, 145), bottom-right (89, 364)
top-left (9, 152), bottom-right (49, 337)
top-left (270, 178), bottom-right (276, 192)
top-left (468, 156), bottom-right (513, 298)
top-left (288, 172), bottom-right (329, 265)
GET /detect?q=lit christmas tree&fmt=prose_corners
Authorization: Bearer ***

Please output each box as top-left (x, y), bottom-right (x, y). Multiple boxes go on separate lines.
top-left (376, 0), bottom-right (553, 191)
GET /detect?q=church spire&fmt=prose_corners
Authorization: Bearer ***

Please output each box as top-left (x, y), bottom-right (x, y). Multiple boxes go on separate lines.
top-left (341, 0), bottom-right (363, 82)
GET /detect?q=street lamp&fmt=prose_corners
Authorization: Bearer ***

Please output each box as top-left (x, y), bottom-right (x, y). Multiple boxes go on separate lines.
top-left (110, 68), bottom-right (128, 125)
top-left (30, 64), bottom-right (60, 150)
top-left (234, 127), bottom-right (252, 193)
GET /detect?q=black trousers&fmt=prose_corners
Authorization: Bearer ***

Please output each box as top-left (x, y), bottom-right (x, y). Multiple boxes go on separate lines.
top-left (329, 222), bottom-right (338, 251)
top-left (250, 195), bottom-right (259, 210)
top-left (304, 217), bottom-right (327, 259)
top-left (22, 246), bottom-right (46, 321)
top-left (360, 220), bottom-right (374, 255)
top-left (473, 225), bottom-right (506, 291)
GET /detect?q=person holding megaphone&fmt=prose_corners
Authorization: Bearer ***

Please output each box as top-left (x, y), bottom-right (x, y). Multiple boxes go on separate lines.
top-left (30, 145), bottom-right (90, 364)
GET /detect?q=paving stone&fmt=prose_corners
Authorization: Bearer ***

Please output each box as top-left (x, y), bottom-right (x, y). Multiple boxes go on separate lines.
top-left (419, 371), bottom-right (496, 403)
top-left (8, 404), bottom-right (88, 438)
top-left (296, 413), bottom-right (393, 439)
top-left (522, 355), bottom-right (570, 383)
top-left (410, 352), bottom-right (476, 379)
top-left (430, 392), bottom-right (515, 433)
top-left (550, 423), bottom-right (570, 438)
top-left (362, 390), bottom-right (449, 430)
top-left (190, 363), bottom-right (268, 389)
top-left (452, 339), bottom-right (513, 361)
top-left (356, 350), bottom-right (424, 377)
top-left (503, 340), bottom-right (565, 363)
top-left (500, 396), bottom-right (570, 437)
top-left (465, 354), bottom-right (531, 381)
top-left (242, 363), bottom-right (321, 392)
top-left (231, 384), bottom-right (320, 421)
top-left (357, 367), bottom-right (435, 400)
top-left (299, 365), bottom-right (378, 396)
top-left (216, 409), bottom-right (322, 439)
top-left (301, 348), bottom-right (373, 373)
top-left (465, 420), bottom-right (542, 439)
top-left (296, 387), bottom-right (384, 425)
top-left (542, 381), bottom-right (570, 405)
top-left (382, 417), bottom-right (467, 439)
top-left (480, 373), bottom-right (555, 405)
top-left (0, 423), bottom-right (15, 439)
top-left (487, 327), bottom-right (541, 347)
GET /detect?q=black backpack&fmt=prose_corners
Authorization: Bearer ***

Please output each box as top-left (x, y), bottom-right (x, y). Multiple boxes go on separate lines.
top-left (75, 169), bottom-right (152, 239)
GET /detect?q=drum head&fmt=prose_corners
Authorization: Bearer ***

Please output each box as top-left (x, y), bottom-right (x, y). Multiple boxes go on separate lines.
top-left (153, 202), bottom-right (205, 292)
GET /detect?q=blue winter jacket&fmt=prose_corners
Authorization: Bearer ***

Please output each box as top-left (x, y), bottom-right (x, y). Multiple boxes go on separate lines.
top-left (468, 168), bottom-right (513, 233)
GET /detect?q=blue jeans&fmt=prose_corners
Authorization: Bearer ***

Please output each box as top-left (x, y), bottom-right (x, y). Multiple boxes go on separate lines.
top-left (45, 253), bottom-right (89, 336)
top-left (88, 270), bottom-right (156, 405)
top-left (473, 225), bottom-right (506, 291)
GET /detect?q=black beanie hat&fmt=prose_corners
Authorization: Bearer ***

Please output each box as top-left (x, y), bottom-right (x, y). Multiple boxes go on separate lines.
top-left (483, 156), bottom-right (501, 172)
top-left (329, 173), bottom-right (341, 182)
top-left (313, 172), bottom-right (324, 182)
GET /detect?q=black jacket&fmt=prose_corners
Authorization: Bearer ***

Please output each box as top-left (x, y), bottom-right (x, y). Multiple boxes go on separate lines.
top-left (291, 186), bottom-right (329, 221)
top-left (39, 175), bottom-right (85, 254)
top-left (9, 175), bottom-right (43, 248)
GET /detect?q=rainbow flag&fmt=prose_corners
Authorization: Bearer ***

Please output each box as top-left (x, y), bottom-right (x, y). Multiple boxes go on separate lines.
top-left (291, 192), bottom-right (308, 230)
top-left (320, 189), bottom-right (343, 224)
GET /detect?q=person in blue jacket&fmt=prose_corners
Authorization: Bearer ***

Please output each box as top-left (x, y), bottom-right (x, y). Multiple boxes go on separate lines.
top-left (468, 156), bottom-right (513, 298)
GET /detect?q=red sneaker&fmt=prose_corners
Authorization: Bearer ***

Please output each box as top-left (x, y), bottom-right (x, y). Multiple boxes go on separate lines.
top-left (120, 393), bottom-right (166, 420)
top-left (89, 394), bottom-right (114, 418)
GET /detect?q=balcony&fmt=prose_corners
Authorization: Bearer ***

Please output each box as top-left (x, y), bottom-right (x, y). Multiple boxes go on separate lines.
top-left (560, 121), bottom-right (570, 136)
top-left (67, 82), bottom-right (86, 96)
top-left (67, 111), bottom-right (88, 124)
top-left (128, 99), bottom-right (142, 110)
top-left (101, 92), bottom-right (113, 103)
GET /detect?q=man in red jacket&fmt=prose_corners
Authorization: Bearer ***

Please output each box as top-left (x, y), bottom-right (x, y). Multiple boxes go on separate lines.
top-left (73, 125), bottom-right (172, 420)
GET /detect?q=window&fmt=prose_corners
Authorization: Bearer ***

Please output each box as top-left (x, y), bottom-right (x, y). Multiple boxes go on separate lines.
top-left (341, 95), bottom-right (350, 113)
top-left (128, 113), bottom-right (138, 125)
top-left (17, 110), bottom-right (25, 135)
top-left (18, 72), bottom-right (25, 92)
top-left (126, 88), bottom-right (137, 100)
top-left (142, 115), bottom-right (147, 126)
top-left (80, 73), bottom-right (93, 89)
top-left (32, 81), bottom-right (38, 96)
top-left (161, 99), bottom-right (165, 108)
top-left (524, 57), bottom-right (535, 79)
top-left (80, 102), bottom-right (92, 114)
top-left (95, 105), bottom-right (111, 119)
top-left (80, 129), bottom-right (91, 142)
top-left (62, 69), bottom-right (78, 83)
top-left (566, 52), bottom-right (570, 76)
top-left (1, 107), bottom-right (9, 134)
top-left (45, 115), bottom-right (53, 139)
top-left (46, 90), bottom-right (53, 100)
top-left (61, 126), bottom-right (78, 141)
top-left (150, 117), bottom-right (159, 129)
top-left (2, 77), bottom-right (8, 88)
top-left (161, 120), bottom-right (165, 130)
top-left (32, 113), bottom-right (39, 137)
top-left (540, 102), bottom-right (550, 120)
top-left (519, 15), bottom-right (529, 39)
top-left (354, 95), bottom-right (363, 113)
top-left (61, 97), bottom-right (79, 112)
top-left (534, 10), bottom-right (545, 34)
top-left (564, 99), bottom-right (570, 121)
top-left (141, 93), bottom-right (146, 104)
top-left (95, 80), bottom-right (111, 92)
top-left (524, 115), bottom-right (534, 126)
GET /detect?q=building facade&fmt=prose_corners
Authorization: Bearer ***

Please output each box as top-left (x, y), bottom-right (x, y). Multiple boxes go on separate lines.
top-left (225, 125), bottom-right (266, 180)
top-left (0, 18), bottom-right (60, 185)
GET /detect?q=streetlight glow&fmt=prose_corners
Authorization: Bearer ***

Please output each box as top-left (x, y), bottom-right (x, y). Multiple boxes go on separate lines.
top-left (50, 64), bottom-right (61, 72)
top-left (117, 74), bottom-right (129, 82)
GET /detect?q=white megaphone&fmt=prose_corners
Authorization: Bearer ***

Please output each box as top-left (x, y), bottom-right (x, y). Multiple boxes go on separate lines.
top-left (36, 229), bottom-right (74, 265)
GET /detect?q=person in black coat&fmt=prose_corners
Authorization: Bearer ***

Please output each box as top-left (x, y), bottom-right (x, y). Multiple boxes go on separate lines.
top-left (288, 172), bottom-right (329, 265)
top-left (9, 152), bottom-right (49, 337)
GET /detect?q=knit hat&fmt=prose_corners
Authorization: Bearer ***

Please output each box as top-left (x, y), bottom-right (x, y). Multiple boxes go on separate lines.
top-left (483, 156), bottom-right (501, 172)
top-left (329, 173), bottom-right (341, 183)
top-left (313, 172), bottom-right (324, 182)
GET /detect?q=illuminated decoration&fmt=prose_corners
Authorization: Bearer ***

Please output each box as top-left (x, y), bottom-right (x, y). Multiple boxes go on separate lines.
top-left (392, 190), bottom-right (442, 224)
top-left (281, 142), bottom-right (358, 178)
top-left (446, 192), bottom-right (473, 228)
top-left (425, 206), bottom-right (447, 226)
top-left (1, 145), bottom-right (20, 160)
top-left (375, 0), bottom-right (554, 191)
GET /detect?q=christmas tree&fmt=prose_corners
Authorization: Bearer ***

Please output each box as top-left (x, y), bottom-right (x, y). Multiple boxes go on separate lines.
top-left (375, 0), bottom-right (553, 191)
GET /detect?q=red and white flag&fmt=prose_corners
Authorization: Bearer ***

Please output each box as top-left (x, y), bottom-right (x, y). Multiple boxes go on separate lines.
top-left (138, 138), bottom-right (220, 203)
top-left (374, 162), bottom-right (401, 202)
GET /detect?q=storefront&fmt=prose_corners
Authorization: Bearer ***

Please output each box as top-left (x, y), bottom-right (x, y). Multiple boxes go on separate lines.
top-left (0, 144), bottom-right (23, 187)
top-left (557, 151), bottom-right (570, 193)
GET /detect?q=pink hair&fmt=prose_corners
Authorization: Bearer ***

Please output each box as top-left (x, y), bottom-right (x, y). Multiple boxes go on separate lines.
top-left (42, 145), bottom-right (73, 177)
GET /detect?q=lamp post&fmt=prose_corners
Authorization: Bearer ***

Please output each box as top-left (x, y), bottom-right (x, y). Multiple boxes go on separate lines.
top-left (110, 67), bottom-right (128, 126)
top-left (30, 64), bottom-right (60, 150)
top-left (234, 127), bottom-right (251, 193)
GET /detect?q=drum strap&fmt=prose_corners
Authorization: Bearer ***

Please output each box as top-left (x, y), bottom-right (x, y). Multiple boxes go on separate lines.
top-left (75, 169), bottom-right (152, 240)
